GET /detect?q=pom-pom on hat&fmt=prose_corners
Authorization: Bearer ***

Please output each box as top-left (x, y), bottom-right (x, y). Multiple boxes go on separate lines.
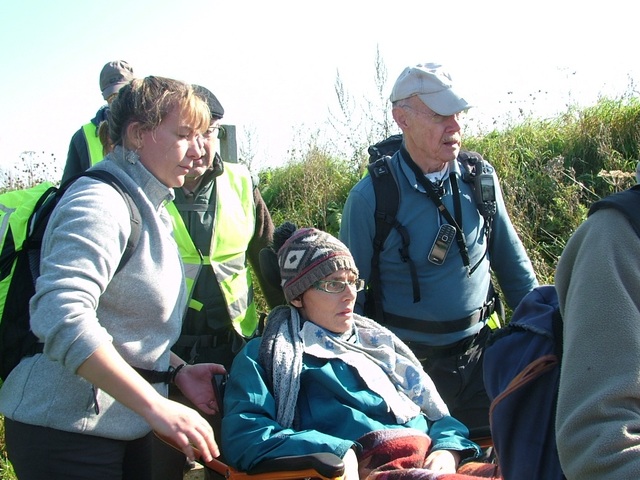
top-left (275, 222), bottom-right (358, 303)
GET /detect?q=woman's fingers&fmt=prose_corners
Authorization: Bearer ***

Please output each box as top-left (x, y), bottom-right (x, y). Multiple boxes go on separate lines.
top-left (185, 417), bottom-right (219, 462)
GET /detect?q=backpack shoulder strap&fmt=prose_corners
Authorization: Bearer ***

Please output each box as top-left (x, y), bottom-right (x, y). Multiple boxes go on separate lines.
top-left (458, 150), bottom-right (498, 221)
top-left (366, 156), bottom-right (419, 321)
top-left (367, 134), bottom-right (403, 163)
top-left (551, 299), bottom-right (564, 359)
top-left (80, 170), bottom-right (142, 272)
top-left (368, 156), bottom-right (399, 254)
top-left (588, 184), bottom-right (640, 236)
top-left (367, 156), bottom-right (398, 322)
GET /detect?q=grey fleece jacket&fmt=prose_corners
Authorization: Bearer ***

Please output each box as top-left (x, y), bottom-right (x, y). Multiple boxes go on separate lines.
top-left (0, 147), bottom-right (188, 441)
top-left (555, 208), bottom-right (640, 479)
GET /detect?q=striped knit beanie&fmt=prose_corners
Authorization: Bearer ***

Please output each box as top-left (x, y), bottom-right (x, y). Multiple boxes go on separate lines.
top-left (276, 223), bottom-right (358, 303)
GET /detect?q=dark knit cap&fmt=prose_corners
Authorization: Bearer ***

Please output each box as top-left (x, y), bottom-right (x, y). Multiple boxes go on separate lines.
top-left (193, 85), bottom-right (224, 120)
top-left (276, 224), bottom-right (358, 303)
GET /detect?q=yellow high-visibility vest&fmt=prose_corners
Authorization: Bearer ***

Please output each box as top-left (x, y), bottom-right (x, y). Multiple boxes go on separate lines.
top-left (81, 122), bottom-right (105, 166)
top-left (166, 163), bottom-right (257, 337)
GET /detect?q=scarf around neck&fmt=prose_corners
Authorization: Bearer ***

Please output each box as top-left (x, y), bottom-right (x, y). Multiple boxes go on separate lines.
top-left (258, 305), bottom-right (449, 429)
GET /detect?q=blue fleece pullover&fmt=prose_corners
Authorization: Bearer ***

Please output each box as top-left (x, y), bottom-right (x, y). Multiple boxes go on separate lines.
top-left (340, 151), bottom-right (538, 346)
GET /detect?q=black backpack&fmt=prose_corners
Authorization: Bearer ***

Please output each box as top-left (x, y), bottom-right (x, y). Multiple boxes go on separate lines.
top-left (0, 170), bottom-right (141, 381)
top-left (483, 184), bottom-right (640, 480)
top-left (365, 134), bottom-right (501, 323)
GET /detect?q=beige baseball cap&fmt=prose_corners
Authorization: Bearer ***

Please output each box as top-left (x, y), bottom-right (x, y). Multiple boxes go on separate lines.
top-left (390, 63), bottom-right (472, 115)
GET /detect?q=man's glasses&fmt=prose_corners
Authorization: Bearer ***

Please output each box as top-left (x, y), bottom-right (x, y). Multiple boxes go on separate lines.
top-left (202, 125), bottom-right (225, 140)
top-left (313, 279), bottom-right (365, 294)
top-left (399, 104), bottom-right (464, 124)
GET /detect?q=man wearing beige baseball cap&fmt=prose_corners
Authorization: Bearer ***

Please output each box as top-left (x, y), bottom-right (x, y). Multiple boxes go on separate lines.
top-left (390, 62), bottom-right (472, 117)
top-left (341, 62), bottom-right (538, 433)
top-left (61, 60), bottom-right (135, 183)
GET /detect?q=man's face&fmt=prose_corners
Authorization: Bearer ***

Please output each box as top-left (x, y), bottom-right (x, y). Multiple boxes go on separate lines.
top-left (393, 96), bottom-right (463, 167)
top-left (185, 120), bottom-right (222, 180)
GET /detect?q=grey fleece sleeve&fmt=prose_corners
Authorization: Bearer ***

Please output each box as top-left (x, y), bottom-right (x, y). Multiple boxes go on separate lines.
top-left (555, 209), bottom-right (640, 479)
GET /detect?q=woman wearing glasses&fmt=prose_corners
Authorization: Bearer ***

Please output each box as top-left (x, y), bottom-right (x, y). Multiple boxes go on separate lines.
top-left (221, 223), bottom-right (487, 480)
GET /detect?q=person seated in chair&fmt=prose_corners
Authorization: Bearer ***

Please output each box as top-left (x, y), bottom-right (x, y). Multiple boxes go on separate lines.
top-left (221, 223), bottom-right (491, 480)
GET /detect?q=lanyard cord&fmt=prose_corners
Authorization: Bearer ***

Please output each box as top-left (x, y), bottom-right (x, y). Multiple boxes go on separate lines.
top-left (400, 148), bottom-right (478, 274)
top-left (448, 176), bottom-right (485, 276)
top-left (452, 172), bottom-right (487, 276)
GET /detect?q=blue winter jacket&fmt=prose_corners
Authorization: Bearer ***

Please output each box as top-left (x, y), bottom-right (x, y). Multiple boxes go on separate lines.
top-left (221, 338), bottom-right (479, 472)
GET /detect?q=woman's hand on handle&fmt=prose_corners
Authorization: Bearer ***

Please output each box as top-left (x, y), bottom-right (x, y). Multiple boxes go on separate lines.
top-left (173, 362), bottom-right (227, 415)
top-left (76, 344), bottom-right (221, 462)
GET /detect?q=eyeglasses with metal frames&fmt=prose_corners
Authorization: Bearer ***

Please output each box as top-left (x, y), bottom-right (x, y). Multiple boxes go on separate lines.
top-left (399, 104), bottom-right (464, 124)
top-left (312, 278), bottom-right (365, 294)
top-left (202, 124), bottom-right (225, 139)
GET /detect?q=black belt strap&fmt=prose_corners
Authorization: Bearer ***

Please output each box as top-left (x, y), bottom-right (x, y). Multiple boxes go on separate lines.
top-left (382, 310), bottom-right (482, 334)
top-left (408, 335), bottom-right (476, 359)
top-left (173, 330), bottom-right (236, 364)
top-left (383, 301), bottom-right (494, 334)
top-left (173, 331), bottom-right (234, 349)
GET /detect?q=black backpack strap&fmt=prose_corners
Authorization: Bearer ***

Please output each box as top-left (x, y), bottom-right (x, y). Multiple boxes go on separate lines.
top-left (458, 150), bottom-right (496, 263)
top-left (26, 171), bottom-right (141, 281)
top-left (79, 170), bottom-right (142, 273)
top-left (588, 184), bottom-right (640, 236)
top-left (2, 171), bottom-right (142, 379)
top-left (367, 156), bottom-right (420, 322)
top-left (551, 303), bottom-right (564, 360)
top-left (367, 134), bottom-right (403, 163)
top-left (367, 157), bottom-right (397, 322)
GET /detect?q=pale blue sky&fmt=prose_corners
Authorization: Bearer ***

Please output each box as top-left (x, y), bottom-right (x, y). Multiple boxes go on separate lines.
top-left (1, 0), bottom-right (638, 175)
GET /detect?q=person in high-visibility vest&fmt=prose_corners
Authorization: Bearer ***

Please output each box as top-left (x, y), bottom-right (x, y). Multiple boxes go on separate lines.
top-left (168, 85), bottom-right (284, 368)
top-left (152, 85), bottom-right (285, 480)
top-left (61, 60), bottom-right (135, 183)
